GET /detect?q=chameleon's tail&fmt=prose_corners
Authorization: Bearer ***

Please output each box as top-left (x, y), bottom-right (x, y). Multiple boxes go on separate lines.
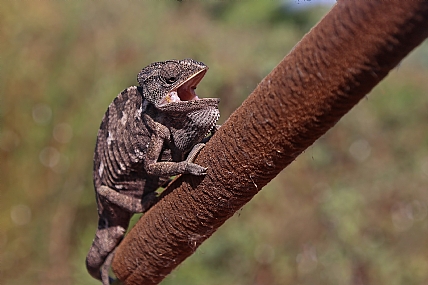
top-left (86, 226), bottom-right (127, 284)
top-left (86, 250), bottom-right (102, 281)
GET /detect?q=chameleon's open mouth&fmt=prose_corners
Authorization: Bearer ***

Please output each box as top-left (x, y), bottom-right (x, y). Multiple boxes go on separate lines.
top-left (159, 68), bottom-right (208, 106)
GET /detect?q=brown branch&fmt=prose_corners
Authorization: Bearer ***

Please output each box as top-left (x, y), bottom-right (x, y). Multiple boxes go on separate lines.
top-left (112, 1), bottom-right (428, 284)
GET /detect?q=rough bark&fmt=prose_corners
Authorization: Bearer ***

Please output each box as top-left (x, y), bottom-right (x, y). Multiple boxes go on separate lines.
top-left (112, 1), bottom-right (428, 284)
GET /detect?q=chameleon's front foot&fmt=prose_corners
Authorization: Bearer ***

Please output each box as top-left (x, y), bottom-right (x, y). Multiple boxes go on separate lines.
top-left (184, 143), bottom-right (207, 175)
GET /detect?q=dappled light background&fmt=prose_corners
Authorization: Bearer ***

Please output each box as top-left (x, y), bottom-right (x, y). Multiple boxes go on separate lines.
top-left (1, 1), bottom-right (428, 284)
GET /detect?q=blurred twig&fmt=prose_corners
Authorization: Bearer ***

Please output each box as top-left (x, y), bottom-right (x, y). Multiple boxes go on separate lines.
top-left (112, 1), bottom-right (428, 284)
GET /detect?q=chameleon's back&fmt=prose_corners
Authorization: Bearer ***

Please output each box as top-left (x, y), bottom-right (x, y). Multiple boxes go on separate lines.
top-left (93, 86), bottom-right (167, 197)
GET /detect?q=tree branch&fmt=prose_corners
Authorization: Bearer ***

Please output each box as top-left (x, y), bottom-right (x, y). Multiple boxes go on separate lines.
top-left (112, 1), bottom-right (428, 284)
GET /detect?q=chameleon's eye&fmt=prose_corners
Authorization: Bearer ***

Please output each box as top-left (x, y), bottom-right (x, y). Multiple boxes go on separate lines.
top-left (161, 61), bottom-right (181, 86)
top-left (165, 76), bottom-right (177, 84)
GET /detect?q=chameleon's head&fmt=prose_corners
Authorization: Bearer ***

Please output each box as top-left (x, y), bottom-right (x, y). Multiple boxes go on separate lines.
top-left (137, 59), bottom-right (208, 107)
top-left (137, 59), bottom-right (220, 152)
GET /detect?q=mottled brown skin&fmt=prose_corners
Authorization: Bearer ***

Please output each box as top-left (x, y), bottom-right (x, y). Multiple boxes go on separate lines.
top-left (86, 59), bottom-right (220, 285)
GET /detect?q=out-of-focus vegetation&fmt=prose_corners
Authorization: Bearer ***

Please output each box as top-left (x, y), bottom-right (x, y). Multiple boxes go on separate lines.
top-left (1, 1), bottom-right (428, 284)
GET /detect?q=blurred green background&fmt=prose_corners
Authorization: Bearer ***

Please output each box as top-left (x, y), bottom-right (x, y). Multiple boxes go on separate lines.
top-left (1, 1), bottom-right (428, 284)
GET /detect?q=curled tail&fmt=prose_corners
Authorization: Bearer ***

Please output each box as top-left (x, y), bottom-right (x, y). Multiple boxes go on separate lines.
top-left (86, 216), bottom-right (129, 284)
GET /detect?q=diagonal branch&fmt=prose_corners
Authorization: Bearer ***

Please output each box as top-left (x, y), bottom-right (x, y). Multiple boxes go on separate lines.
top-left (112, 1), bottom-right (428, 284)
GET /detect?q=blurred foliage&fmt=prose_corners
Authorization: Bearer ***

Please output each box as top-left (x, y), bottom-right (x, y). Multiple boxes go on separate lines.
top-left (1, 0), bottom-right (428, 285)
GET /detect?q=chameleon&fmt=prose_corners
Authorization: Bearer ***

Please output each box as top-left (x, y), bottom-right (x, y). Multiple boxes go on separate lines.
top-left (86, 59), bottom-right (220, 285)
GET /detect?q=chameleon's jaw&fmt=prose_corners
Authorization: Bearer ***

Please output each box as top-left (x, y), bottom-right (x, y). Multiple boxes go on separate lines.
top-left (159, 68), bottom-right (207, 106)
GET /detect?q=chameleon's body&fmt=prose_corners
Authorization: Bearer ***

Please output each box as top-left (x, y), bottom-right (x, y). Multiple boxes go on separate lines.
top-left (86, 59), bottom-right (220, 284)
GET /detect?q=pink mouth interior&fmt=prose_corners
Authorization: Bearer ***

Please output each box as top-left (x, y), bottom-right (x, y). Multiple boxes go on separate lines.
top-left (176, 69), bottom-right (207, 101)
